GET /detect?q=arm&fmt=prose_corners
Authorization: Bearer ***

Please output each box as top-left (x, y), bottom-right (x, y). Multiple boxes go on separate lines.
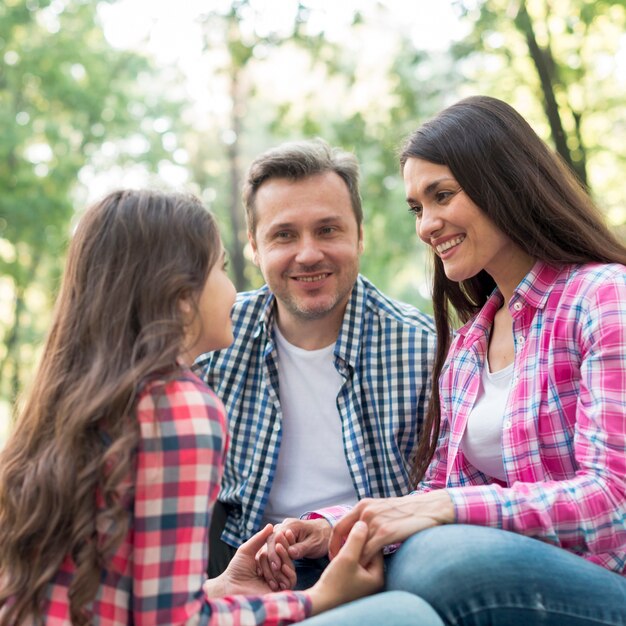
top-left (133, 374), bottom-right (310, 626)
top-left (446, 274), bottom-right (626, 556)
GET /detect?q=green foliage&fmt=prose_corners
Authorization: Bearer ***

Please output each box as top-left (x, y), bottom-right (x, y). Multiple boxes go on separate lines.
top-left (0, 0), bottom-right (182, 404)
top-left (451, 0), bottom-right (626, 215)
top-left (2, 0), bottom-right (625, 423)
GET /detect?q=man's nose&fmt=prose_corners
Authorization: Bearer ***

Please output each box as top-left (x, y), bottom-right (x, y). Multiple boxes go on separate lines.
top-left (294, 236), bottom-right (324, 265)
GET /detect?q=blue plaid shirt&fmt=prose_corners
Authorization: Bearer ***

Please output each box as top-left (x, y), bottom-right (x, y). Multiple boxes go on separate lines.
top-left (194, 275), bottom-right (436, 547)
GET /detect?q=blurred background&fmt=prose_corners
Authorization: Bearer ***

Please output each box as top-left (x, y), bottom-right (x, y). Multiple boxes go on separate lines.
top-left (1, 0), bottom-right (625, 445)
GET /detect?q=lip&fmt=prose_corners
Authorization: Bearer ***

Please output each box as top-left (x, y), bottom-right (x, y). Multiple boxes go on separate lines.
top-left (431, 234), bottom-right (465, 257)
top-left (289, 271), bottom-right (332, 288)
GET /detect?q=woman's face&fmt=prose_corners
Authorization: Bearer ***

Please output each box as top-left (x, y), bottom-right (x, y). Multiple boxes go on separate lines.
top-left (403, 158), bottom-right (533, 291)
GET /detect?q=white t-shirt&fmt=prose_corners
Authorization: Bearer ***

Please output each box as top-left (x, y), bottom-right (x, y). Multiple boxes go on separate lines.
top-left (460, 359), bottom-right (513, 482)
top-left (261, 327), bottom-right (358, 525)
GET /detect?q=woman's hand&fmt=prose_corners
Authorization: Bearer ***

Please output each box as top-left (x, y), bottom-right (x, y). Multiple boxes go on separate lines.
top-left (204, 524), bottom-right (295, 597)
top-left (329, 491), bottom-right (455, 563)
top-left (307, 521), bottom-right (383, 616)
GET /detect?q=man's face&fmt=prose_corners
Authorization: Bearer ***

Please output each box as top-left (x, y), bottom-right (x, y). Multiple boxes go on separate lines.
top-left (249, 171), bottom-right (363, 328)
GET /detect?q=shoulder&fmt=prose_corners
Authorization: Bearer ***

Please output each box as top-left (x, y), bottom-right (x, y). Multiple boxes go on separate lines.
top-left (559, 263), bottom-right (626, 308)
top-left (137, 368), bottom-right (226, 433)
top-left (359, 275), bottom-right (436, 334)
top-left (230, 284), bottom-right (273, 323)
top-left (565, 262), bottom-right (626, 287)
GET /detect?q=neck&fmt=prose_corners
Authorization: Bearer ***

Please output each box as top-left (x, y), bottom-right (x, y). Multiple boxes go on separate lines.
top-left (489, 251), bottom-right (536, 305)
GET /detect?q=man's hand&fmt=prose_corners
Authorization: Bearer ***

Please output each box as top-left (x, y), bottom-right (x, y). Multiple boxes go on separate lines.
top-left (328, 491), bottom-right (455, 564)
top-left (204, 524), bottom-right (295, 597)
top-left (255, 518), bottom-right (331, 590)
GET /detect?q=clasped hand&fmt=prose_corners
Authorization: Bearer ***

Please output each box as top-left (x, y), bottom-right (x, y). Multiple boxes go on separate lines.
top-left (205, 520), bottom-right (384, 618)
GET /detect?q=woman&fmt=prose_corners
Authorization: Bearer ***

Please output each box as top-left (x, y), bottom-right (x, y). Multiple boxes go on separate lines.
top-left (0, 189), bottom-right (392, 625)
top-left (304, 96), bottom-right (626, 624)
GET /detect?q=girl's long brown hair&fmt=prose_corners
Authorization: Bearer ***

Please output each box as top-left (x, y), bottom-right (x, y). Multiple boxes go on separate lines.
top-left (401, 96), bottom-right (626, 485)
top-left (0, 189), bottom-right (221, 625)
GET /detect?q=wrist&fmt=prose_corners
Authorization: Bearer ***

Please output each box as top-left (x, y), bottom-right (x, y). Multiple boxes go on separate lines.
top-left (203, 573), bottom-right (227, 598)
top-left (430, 489), bottom-right (455, 524)
top-left (306, 585), bottom-right (335, 616)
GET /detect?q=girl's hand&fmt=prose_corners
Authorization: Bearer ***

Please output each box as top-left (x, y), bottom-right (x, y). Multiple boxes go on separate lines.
top-left (329, 491), bottom-right (455, 564)
top-left (204, 524), bottom-right (294, 597)
top-left (307, 521), bottom-right (383, 616)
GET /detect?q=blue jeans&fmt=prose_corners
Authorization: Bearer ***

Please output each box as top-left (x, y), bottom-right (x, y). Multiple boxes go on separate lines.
top-left (302, 525), bottom-right (626, 625)
top-left (300, 590), bottom-right (444, 626)
top-left (387, 525), bottom-right (626, 625)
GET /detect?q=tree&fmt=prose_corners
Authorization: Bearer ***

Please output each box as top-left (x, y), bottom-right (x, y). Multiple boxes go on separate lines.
top-left (0, 0), bottom-right (180, 404)
top-left (452, 0), bottom-right (626, 214)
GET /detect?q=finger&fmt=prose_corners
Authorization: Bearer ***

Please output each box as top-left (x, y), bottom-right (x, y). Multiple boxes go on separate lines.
top-left (328, 514), bottom-right (358, 559)
top-left (361, 534), bottom-right (387, 565)
top-left (274, 542), bottom-right (296, 590)
top-left (267, 530), bottom-right (290, 571)
top-left (257, 549), bottom-right (279, 591)
top-left (239, 523), bottom-right (274, 557)
top-left (280, 560), bottom-right (297, 589)
top-left (335, 520), bottom-right (368, 561)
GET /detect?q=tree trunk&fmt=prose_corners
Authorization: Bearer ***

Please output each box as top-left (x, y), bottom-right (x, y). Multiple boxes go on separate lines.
top-left (514, 0), bottom-right (588, 187)
top-left (226, 67), bottom-right (248, 291)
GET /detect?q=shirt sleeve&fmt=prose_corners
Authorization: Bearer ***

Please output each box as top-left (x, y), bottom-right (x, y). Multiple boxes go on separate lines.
top-left (448, 275), bottom-right (626, 556)
top-left (300, 505), bottom-right (354, 526)
top-left (133, 373), bottom-right (311, 626)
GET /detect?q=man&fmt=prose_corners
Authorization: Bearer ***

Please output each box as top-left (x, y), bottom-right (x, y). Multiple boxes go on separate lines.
top-left (195, 138), bottom-right (435, 588)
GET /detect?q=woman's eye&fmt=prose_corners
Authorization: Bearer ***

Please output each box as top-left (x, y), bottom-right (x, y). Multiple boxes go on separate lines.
top-left (436, 191), bottom-right (452, 203)
top-left (408, 205), bottom-right (422, 217)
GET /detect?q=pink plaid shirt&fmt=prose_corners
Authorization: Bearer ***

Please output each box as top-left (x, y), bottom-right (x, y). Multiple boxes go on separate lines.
top-left (42, 369), bottom-right (311, 625)
top-left (420, 261), bottom-right (626, 575)
top-left (311, 262), bottom-right (626, 575)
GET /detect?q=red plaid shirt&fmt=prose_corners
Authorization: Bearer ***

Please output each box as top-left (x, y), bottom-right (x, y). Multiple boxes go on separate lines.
top-left (42, 369), bottom-right (311, 625)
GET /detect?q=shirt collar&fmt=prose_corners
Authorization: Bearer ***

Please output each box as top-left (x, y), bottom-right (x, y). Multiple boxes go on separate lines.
top-left (457, 260), bottom-right (565, 344)
top-left (334, 275), bottom-right (366, 367)
top-left (252, 285), bottom-right (276, 340)
top-left (256, 277), bottom-right (365, 367)
top-left (512, 260), bottom-right (565, 310)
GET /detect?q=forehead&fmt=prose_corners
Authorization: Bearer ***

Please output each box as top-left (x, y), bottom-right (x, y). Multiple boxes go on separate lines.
top-left (403, 159), bottom-right (454, 196)
top-left (254, 171), bottom-right (355, 229)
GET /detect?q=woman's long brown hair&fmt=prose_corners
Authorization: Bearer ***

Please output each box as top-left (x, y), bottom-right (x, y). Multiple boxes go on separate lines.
top-left (401, 96), bottom-right (626, 486)
top-left (0, 189), bottom-right (221, 625)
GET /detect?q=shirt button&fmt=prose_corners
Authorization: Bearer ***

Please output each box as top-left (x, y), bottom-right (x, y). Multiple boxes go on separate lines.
top-left (504, 419), bottom-right (512, 429)
top-left (273, 421), bottom-right (280, 431)
top-left (260, 474), bottom-right (269, 484)
top-left (516, 336), bottom-right (525, 346)
top-left (513, 302), bottom-right (523, 311)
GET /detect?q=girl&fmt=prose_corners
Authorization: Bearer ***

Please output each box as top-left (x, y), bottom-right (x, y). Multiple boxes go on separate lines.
top-left (0, 189), bottom-right (382, 625)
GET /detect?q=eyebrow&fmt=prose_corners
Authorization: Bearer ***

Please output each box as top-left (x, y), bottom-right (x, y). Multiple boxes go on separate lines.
top-left (267, 215), bottom-right (347, 230)
top-left (406, 177), bottom-right (457, 203)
